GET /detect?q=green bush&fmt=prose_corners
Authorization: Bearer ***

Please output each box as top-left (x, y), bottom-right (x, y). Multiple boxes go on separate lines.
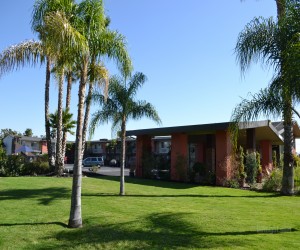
top-left (21, 161), bottom-right (50, 176)
top-left (245, 152), bottom-right (257, 184)
top-left (262, 168), bottom-right (282, 192)
top-left (293, 154), bottom-right (300, 168)
top-left (174, 154), bottom-right (188, 182)
top-left (294, 166), bottom-right (300, 192)
top-left (1, 155), bottom-right (25, 176)
top-left (192, 162), bottom-right (206, 176)
top-left (142, 153), bottom-right (157, 178)
top-left (224, 179), bottom-right (239, 189)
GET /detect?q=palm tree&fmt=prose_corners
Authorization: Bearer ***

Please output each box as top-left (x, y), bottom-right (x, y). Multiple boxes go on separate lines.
top-left (232, 1), bottom-right (300, 195)
top-left (49, 108), bottom-right (76, 139)
top-left (80, 19), bottom-right (133, 158)
top-left (30, 0), bottom-right (89, 227)
top-left (31, 0), bottom-right (77, 171)
top-left (89, 72), bottom-right (162, 195)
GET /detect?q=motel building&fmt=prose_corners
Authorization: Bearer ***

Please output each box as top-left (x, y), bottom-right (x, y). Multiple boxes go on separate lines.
top-left (126, 120), bottom-right (300, 186)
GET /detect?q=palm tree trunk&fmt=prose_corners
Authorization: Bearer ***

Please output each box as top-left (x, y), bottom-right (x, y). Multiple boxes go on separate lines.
top-left (82, 82), bottom-right (94, 158)
top-left (120, 118), bottom-right (126, 196)
top-left (276, 0), bottom-right (286, 19)
top-left (68, 60), bottom-right (88, 228)
top-left (45, 58), bottom-right (55, 171)
top-left (62, 73), bottom-right (73, 164)
top-left (281, 97), bottom-right (294, 195)
top-left (276, 0), bottom-right (294, 195)
top-left (55, 69), bottom-right (64, 176)
top-left (66, 72), bottom-right (73, 109)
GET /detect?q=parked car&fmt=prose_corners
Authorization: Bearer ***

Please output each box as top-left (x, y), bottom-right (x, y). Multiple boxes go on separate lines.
top-left (82, 157), bottom-right (104, 168)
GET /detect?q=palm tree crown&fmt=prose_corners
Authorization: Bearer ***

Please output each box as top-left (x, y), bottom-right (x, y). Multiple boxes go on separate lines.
top-left (89, 72), bottom-right (161, 136)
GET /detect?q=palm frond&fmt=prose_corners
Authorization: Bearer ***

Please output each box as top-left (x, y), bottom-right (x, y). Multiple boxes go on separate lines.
top-left (96, 30), bottom-right (133, 77)
top-left (235, 17), bottom-right (280, 74)
top-left (0, 40), bottom-right (43, 77)
top-left (43, 11), bottom-right (88, 58)
top-left (231, 88), bottom-right (282, 124)
top-left (130, 101), bottom-right (162, 125)
top-left (127, 72), bottom-right (147, 97)
top-left (31, 0), bottom-right (76, 32)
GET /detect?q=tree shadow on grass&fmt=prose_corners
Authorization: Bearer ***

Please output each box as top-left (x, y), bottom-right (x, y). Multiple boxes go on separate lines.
top-left (82, 192), bottom-right (281, 199)
top-left (0, 187), bottom-right (70, 205)
top-left (87, 174), bottom-right (196, 189)
top-left (36, 212), bottom-right (297, 250)
top-left (0, 221), bottom-right (67, 228)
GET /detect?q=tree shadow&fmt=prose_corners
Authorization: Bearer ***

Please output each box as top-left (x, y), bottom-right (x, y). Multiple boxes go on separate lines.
top-left (0, 221), bottom-right (67, 228)
top-left (82, 192), bottom-right (281, 199)
top-left (37, 212), bottom-right (297, 249)
top-left (0, 187), bottom-right (70, 205)
top-left (87, 174), bottom-right (197, 189)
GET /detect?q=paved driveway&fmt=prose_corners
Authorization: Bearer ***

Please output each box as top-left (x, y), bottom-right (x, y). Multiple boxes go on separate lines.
top-left (64, 164), bottom-right (129, 176)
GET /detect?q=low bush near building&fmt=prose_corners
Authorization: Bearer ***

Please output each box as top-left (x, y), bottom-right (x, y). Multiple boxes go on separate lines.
top-left (245, 152), bottom-right (258, 184)
top-left (262, 168), bottom-right (283, 192)
top-left (0, 155), bottom-right (25, 176)
top-left (174, 154), bottom-right (188, 182)
top-left (21, 161), bottom-right (50, 176)
top-left (0, 154), bottom-right (50, 177)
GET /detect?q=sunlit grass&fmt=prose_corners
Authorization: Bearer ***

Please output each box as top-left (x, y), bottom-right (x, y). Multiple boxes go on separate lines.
top-left (0, 176), bottom-right (300, 249)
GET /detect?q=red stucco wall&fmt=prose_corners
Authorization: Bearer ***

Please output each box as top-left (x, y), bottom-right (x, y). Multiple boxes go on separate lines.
top-left (215, 130), bottom-right (232, 185)
top-left (135, 135), bottom-right (152, 177)
top-left (170, 133), bottom-right (188, 181)
top-left (260, 140), bottom-right (273, 173)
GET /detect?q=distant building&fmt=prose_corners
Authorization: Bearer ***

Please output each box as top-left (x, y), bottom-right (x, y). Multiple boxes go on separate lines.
top-left (3, 135), bottom-right (56, 155)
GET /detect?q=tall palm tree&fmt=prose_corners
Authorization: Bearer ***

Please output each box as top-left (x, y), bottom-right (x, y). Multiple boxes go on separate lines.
top-left (80, 18), bottom-right (133, 158)
top-left (63, 0), bottom-right (106, 228)
top-left (32, 0), bottom-right (89, 227)
top-left (232, 0), bottom-right (300, 195)
top-left (31, 0), bottom-right (77, 171)
top-left (89, 72), bottom-right (162, 195)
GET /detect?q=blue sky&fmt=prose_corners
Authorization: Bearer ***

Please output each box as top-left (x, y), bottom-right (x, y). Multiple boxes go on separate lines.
top-left (2, 1), bottom-right (297, 147)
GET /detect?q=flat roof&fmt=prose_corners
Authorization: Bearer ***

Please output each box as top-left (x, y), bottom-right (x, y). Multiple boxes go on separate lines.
top-left (126, 120), bottom-right (272, 136)
top-left (126, 120), bottom-right (299, 145)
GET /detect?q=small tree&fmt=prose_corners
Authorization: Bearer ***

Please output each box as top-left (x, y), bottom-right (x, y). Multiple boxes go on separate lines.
top-left (89, 72), bottom-right (161, 195)
top-left (238, 146), bottom-right (246, 180)
top-left (245, 152), bottom-right (258, 184)
top-left (23, 128), bottom-right (33, 137)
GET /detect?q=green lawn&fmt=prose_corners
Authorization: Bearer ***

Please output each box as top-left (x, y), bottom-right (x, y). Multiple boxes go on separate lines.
top-left (0, 176), bottom-right (300, 249)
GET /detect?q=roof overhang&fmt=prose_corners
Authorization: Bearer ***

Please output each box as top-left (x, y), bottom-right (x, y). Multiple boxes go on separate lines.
top-left (126, 120), bottom-right (283, 144)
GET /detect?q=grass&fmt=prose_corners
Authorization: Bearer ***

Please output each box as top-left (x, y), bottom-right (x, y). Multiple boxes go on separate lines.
top-left (0, 176), bottom-right (300, 249)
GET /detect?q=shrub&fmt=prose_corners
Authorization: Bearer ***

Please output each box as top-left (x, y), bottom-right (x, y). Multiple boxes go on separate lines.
top-left (262, 168), bottom-right (282, 192)
top-left (294, 166), bottom-right (300, 192)
top-left (293, 154), bottom-right (300, 168)
top-left (21, 161), bottom-right (50, 176)
top-left (224, 179), bottom-right (239, 189)
top-left (2, 155), bottom-right (25, 176)
top-left (174, 154), bottom-right (188, 182)
top-left (90, 165), bottom-right (99, 173)
top-left (238, 146), bottom-right (246, 180)
top-left (245, 152), bottom-right (257, 184)
top-left (192, 162), bottom-right (206, 176)
top-left (142, 152), bottom-right (157, 178)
